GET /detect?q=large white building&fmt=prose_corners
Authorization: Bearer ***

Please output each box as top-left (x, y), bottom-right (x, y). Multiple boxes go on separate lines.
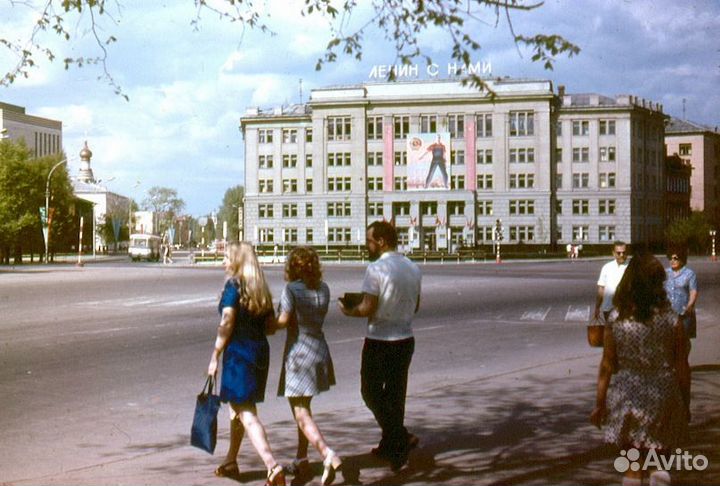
top-left (0, 101), bottom-right (62, 158)
top-left (239, 79), bottom-right (667, 251)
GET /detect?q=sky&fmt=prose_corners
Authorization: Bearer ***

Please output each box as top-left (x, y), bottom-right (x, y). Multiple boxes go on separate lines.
top-left (1, 0), bottom-right (718, 216)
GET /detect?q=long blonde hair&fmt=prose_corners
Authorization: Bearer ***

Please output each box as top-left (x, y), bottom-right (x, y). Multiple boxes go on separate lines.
top-left (225, 241), bottom-right (273, 316)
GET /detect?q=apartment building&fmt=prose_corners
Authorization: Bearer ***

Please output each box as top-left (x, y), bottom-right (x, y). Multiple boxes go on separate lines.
top-left (240, 79), bottom-right (667, 250)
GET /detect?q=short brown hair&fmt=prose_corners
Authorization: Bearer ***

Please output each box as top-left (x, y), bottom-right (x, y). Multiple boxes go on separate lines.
top-left (285, 246), bottom-right (322, 290)
top-left (368, 221), bottom-right (398, 248)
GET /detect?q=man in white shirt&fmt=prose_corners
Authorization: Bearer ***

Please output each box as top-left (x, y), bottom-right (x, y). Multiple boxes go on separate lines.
top-left (339, 221), bottom-right (422, 471)
top-left (594, 241), bottom-right (629, 321)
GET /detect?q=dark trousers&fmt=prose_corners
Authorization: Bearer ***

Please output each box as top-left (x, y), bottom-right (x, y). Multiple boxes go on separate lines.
top-left (361, 337), bottom-right (415, 453)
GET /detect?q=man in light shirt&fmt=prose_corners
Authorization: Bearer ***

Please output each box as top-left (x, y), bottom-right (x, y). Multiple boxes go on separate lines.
top-left (339, 221), bottom-right (422, 471)
top-left (594, 241), bottom-right (629, 321)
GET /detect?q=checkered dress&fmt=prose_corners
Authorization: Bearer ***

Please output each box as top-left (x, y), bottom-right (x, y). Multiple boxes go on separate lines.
top-left (277, 280), bottom-right (336, 397)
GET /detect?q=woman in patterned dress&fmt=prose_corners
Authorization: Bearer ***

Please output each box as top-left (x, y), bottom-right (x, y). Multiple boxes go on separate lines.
top-left (275, 247), bottom-right (342, 486)
top-left (591, 252), bottom-right (690, 486)
top-left (207, 242), bottom-right (285, 486)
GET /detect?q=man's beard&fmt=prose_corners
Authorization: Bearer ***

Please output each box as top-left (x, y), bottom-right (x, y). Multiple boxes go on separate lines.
top-left (368, 248), bottom-right (380, 261)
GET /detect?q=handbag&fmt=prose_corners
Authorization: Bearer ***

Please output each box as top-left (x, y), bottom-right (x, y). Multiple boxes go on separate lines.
top-left (191, 376), bottom-right (221, 454)
top-left (587, 317), bottom-right (604, 347)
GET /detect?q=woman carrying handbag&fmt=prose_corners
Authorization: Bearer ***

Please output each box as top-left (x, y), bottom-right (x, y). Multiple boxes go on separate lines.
top-left (207, 241), bottom-right (285, 486)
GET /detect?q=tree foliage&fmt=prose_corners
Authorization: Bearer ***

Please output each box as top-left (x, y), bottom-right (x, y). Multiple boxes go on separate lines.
top-left (665, 211), bottom-right (713, 255)
top-left (141, 185), bottom-right (185, 236)
top-left (1, 0), bottom-right (579, 97)
top-left (216, 184), bottom-right (244, 242)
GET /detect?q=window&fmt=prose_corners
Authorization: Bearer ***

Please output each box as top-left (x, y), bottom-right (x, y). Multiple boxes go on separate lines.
top-left (450, 175), bottom-right (465, 190)
top-left (599, 199), bottom-right (616, 215)
top-left (477, 200), bottom-right (493, 216)
top-left (555, 199), bottom-right (563, 214)
top-left (556, 147), bottom-right (563, 163)
top-left (327, 116), bottom-right (352, 141)
top-left (327, 202), bottom-right (352, 217)
top-left (305, 179), bottom-right (313, 192)
top-left (420, 201), bottom-right (437, 216)
top-left (599, 225), bottom-right (616, 242)
top-left (394, 176), bottom-right (408, 191)
top-left (282, 128), bottom-right (298, 143)
top-left (259, 179), bottom-right (274, 193)
top-left (367, 116), bottom-right (383, 140)
top-left (258, 204), bottom-right (274, 218)
top-left (509, 226), bottom-right (534, 242)
top-left (394, 151), bottom-right (408, 166)
top-left (509, 111), bottom-right (534, 136)
top-left (448, 114), bottom-right (464, 138)
top-left (328, 152), bottom-right (351, 166)
top-left (420, 115), bottom-right (437, 133)
top-left (448, 201), bottom-right (465, 215)
top-left (599, 120), bottom-right (616, 135)
top-left (327, 227), bottom-right (352, 243)
top-left (305, 128), bottom-right (313, 143)
top-left (477, 149), bottom-right (493, 164)
top-left (572, 147), bottom-right (589, 163)
top-left (572, 199), bottom-right (589, 215)
top-left (509, 199), bottom-right (535, 215)
top-left (306, 203), bottom-right (313, 217)
top-left (510, 148), bottom-right (535, 163)
top-left (285, 228), bottom-right (298, 243)
top-left (599, 146), bottom-right (616, 162)
top-left (367, 177), bottom-right (383, 191)
top-left (282, 179), bottom-right (298, 193)
top-left (450, 150), bottom-right (465, 165)
top-left (556, 121), bottom-right (562, 136)
top-left (392, 202), bottom-right (411, 216)
top-left (328, 177), bottom-right (351, 192)
top-left (394, 115), bottom-right (410, 139)
top-left (572, 225), bottom-right (589, 242)
top-left (258, 129), bottom-right (273, 144)
top-left (259, 228), bottom-right (274, 243)
top-left (572, 173), bottom-right (589, 188)
top-left (476, 113), bottom-right (493, 137)
top-left (368, 202), bottom-right (383, 217)
top-left (306, 228), bottom-right (313, 243)
top-left (282, 154), bottom-right (298, 168)
top-left (259, 155), bottom-right (273, 169)
top-left (367, 152), bottom-right (383, 166)
top-left (282, 203), bottom-right (298, 218)
top-left (599, 172), bottom-right (616, 188)
top-left (477, 174), bottom-right (493, 190)
top-left (679, 143), bottom-right (692, 156)
top-left (555, 173), bottom-right (563, 189)
top-left (572, 120), bottom-right (589, 136)
top-left (305, 154), bottom-right (313, 167)
top-left (509, 173), bottom-right (535, 189)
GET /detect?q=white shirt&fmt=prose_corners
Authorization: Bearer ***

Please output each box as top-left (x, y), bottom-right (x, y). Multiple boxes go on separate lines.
top-left (597, 260), bottom-right (628, 312)
top-left (361, 251), bottom-right (422, 341)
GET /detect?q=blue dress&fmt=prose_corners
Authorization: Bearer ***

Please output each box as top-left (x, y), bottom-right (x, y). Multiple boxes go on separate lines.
top-left (664, 266), bottom-right (698, 338)
top-left (218, 278), bottom-right (270, 404)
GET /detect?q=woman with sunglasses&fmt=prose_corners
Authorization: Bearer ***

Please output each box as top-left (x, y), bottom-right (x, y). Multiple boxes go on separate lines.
top-left (664, 247), bottom-right (698, 348)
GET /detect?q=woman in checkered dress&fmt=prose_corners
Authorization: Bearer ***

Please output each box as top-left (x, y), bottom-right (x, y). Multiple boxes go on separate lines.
top-left (276, 247), bottom-right (342, 485)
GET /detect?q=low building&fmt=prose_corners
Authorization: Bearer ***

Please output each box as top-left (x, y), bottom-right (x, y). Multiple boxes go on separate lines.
top-left (0, 101), bottom-right (62, 158)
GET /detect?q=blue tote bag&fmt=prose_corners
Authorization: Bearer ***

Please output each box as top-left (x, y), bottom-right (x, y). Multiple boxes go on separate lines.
top-left (191, 376), bottom-right (221, 454)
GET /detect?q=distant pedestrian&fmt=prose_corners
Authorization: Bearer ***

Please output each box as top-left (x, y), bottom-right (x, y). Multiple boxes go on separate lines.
top-left (591, 251), bottom-right (690, 486)
top-left (664, 246), bottom-right (698, 349)
top-left (339, 221), bottom-right (422, 471)
top-left (207, 242), bottom-right (285, 486)
top-left (275, 247), bottom-right (342, 485)
top-left (593, 241), bottom-right (629, 322)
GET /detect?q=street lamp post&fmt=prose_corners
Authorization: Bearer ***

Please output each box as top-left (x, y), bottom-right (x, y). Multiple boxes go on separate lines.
top-left (710, 229), bottom-right (717, 262)
top-left (45, 158), bottom-right (68, 263)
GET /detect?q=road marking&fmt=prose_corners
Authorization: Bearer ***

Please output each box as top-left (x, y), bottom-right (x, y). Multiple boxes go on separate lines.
top-left (152, 297), bottom-right (214, 307)
top-left (521, 307), bottom-right (551, 321)
top-left (565, 305), bottom-right (590, 322)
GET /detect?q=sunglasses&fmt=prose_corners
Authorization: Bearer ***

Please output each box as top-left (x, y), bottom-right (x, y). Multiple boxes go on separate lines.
top-left (670, 255), bottom-right (680, 261)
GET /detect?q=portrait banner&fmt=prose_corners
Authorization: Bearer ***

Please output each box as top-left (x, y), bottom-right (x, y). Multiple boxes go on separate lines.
top-left (407, 132), bottom-right (451, 190)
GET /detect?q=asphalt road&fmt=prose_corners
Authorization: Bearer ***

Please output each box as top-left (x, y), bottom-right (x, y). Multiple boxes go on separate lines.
top-left (0, 258), bottom-right (718, 483)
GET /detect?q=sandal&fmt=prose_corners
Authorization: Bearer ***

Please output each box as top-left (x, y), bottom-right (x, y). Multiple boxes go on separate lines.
top-left (266, 464), bottom-right (286, 486)
top-left (321, 449), bottom-right (342, 486)
top-left (214, 461), bottom-right (240, 478)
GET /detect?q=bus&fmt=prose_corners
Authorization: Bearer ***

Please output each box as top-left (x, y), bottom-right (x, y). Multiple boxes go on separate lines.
top-left (128, 234), bottom-right (161, 261)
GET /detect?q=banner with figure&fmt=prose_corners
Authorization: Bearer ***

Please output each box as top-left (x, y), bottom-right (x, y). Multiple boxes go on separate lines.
top-left (407, 132), bottom-right (451, 190)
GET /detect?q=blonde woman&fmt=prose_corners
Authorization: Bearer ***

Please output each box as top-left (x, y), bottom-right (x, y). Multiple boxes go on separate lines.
top-left (276, 247), bottom-right (342, 485)
top-left (207, 242), bottom-right (285, 486)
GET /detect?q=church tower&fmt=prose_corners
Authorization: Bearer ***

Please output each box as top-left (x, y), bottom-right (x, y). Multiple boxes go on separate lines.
top-left (77, 141), bottom-right (95, 183)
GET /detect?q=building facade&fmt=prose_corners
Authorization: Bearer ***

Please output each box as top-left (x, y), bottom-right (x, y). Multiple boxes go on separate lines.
top-left (664, 154), bottom-right (692, 225)
top-left (240, 79), bottom-right (667, 250)
top-left (665, 118), bottom-right (720, 225)
top-left (0, 101), bottom-right (62, 158)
